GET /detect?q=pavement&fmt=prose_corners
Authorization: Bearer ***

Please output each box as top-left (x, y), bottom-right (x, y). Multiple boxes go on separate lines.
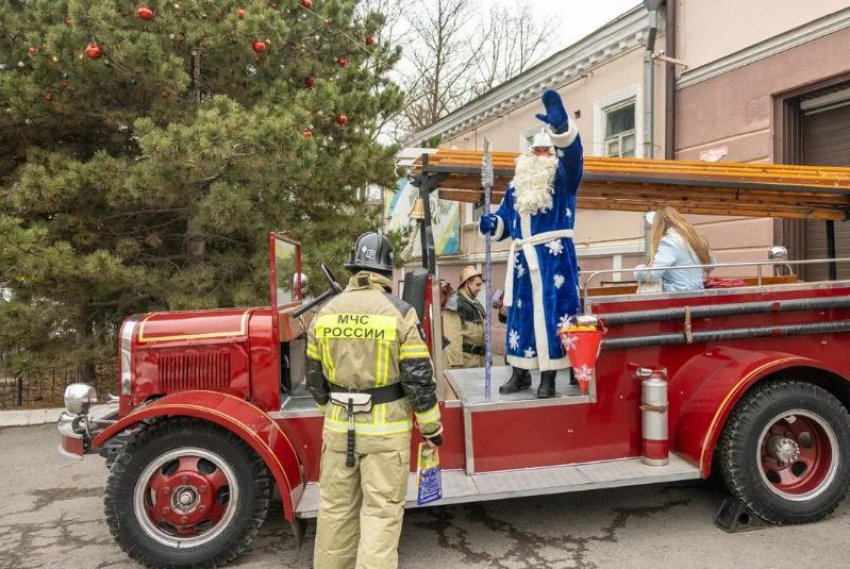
top-left (2, 424), bottom-right (850, 569)
top-left (0, 405), bottom-right (111, 428)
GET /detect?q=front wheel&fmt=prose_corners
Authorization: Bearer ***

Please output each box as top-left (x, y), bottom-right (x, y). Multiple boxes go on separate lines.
top-left (719, 380), bottom-right (850, 524)
top-left (104, 418), bottom-right (272, 568)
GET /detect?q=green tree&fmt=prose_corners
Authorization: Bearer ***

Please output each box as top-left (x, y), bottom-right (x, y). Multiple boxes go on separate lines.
top-left (0, 0), bottom-right (402, 379)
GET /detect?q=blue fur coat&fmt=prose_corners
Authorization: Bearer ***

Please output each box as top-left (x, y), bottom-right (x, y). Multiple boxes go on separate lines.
top-left (489, 121), bottom-right (583, 370)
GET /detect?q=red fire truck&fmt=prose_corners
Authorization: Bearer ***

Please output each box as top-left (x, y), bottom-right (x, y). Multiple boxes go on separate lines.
top-left (58, 153), bottom-right (850, 568)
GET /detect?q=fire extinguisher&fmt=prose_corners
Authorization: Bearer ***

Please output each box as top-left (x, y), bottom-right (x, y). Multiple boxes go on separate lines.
top-left (636, 367), bottom-right (669, 466)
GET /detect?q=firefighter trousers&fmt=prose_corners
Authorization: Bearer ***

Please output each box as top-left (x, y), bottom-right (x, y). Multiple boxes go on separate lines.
top-left (313, 443), bottom-right (411, 569)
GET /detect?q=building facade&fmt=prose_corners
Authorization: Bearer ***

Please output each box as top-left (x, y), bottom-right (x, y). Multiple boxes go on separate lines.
top-left (396, 1), bottom-right (850, 349)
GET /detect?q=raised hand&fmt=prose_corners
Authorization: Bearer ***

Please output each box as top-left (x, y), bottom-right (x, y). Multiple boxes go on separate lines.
top-left (534, 89), bottom-right (569, 133)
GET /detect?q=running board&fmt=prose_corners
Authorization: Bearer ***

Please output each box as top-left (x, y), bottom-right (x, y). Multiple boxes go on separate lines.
top-left (295, 453), bottom-right (700, 519)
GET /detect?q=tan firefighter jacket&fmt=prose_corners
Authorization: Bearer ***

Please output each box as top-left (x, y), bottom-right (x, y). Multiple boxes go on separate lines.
top-left (306, 271), bottom-right (442, 453)
top-left (442, 288), bottom-right (486, 368)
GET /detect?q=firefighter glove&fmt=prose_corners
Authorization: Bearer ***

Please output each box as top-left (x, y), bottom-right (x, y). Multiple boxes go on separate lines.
top-left (426, 434), bottom-right (443, 447)
top-left (535, 89), bottom-right (569, 134)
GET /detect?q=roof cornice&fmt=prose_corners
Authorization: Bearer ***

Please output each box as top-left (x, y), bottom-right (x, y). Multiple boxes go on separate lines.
top-left (405, 5), bottom-right (652, 145)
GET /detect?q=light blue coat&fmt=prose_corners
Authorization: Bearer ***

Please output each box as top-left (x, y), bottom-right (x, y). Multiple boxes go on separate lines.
top-left (634, 230), bottom-right (712, 292)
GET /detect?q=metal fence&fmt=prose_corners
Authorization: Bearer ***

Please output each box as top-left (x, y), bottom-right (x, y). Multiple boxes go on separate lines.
top-left (0, 365), bottom-right (116, 410)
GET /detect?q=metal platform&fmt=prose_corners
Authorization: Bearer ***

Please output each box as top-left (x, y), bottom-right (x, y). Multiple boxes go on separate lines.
top-left (445, 366), bottom-right (594, 410)
top-left (295, 453), bottom-right (700, 518)
top-left (270, 382), bottom-right (322, 418)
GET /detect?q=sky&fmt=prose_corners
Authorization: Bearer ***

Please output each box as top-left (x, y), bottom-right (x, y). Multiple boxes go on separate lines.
top-left (472, 0), bottom-right (642, 54)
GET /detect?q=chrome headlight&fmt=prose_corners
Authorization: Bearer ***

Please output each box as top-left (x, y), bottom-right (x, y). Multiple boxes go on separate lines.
top-left (120, 316), bottom-right (139, 395)
top-left (64, 383), bottom-right (97, 415)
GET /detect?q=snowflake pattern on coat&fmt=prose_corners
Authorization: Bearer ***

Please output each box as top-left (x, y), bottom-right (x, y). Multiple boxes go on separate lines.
top-left (553, 274), bottom-right (565, 289)
top-left (546, 239), bottom-right (564, 256)
top-left (509, 329), bottom-right (520, 351)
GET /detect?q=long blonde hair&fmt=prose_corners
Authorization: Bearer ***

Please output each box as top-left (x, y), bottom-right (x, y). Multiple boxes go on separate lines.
top-left (649, 207), bottom-right (712, 265)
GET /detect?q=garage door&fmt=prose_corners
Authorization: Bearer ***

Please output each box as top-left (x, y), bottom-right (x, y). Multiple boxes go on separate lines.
top-left (803, 96), bottom-right (850, 281)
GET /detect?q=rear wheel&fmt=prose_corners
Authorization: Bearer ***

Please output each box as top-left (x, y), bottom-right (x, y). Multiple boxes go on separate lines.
top-left (719, 380), bottom-right (850, 524)
top-left (104, 418), bottom-right (271, 568)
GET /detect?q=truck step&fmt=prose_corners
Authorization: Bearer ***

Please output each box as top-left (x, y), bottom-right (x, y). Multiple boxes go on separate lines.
top-left (295, 453), bottom-right (700, 518)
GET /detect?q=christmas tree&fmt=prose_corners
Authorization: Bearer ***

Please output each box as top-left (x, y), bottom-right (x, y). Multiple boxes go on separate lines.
top-left (0, 0), bottom-right (403, 380)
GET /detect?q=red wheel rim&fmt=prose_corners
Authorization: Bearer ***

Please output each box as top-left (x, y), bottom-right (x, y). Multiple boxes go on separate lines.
top-left (758, 410), bottom-right (838, 501)
top-left (133, 448), bottom-right (239, 548)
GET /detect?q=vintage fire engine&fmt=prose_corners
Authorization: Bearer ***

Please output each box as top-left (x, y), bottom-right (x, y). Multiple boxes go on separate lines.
top-left (58, 153), bottom-right (850, 568)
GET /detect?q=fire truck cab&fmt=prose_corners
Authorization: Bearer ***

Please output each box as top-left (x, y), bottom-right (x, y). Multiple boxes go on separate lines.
top-left (58, 154), bottom-right (850, 568)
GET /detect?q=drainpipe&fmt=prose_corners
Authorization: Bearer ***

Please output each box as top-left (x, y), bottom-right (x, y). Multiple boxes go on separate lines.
top-left (664, 0), bottom-right (676, 159)
top-left (643, 0), bottom-right (663, 160)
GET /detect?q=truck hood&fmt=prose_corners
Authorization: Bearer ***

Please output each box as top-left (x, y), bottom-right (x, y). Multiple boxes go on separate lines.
top-left (135, 308), bottom-right (255, 346)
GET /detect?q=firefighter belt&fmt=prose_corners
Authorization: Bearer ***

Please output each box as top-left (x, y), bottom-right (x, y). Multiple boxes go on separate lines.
top-left (329, 383), bottom-right (406, 467)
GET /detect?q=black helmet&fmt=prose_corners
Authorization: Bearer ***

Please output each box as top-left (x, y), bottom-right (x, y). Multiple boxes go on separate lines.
top-left (344, 230), bottom-right (394, 275)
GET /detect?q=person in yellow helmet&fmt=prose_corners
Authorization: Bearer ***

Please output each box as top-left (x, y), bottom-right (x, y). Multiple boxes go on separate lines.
top-left (442, 266), bottom-right (486, 368)
top-left (306, 230), bottom-right (443, 569)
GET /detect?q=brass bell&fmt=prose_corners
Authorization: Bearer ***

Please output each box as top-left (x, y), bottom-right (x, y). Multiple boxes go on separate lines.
top-left (409, 198), bottom-right (426, 221)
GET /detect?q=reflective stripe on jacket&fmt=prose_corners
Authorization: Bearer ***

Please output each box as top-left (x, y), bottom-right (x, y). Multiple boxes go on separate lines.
top-left (305, 271), bottom-right (441, 451)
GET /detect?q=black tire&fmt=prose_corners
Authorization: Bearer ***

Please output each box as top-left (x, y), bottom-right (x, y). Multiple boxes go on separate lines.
top-left (104, 418), bottom-right (272, 568)
top-left (719, 380), bottom-right (850, 524)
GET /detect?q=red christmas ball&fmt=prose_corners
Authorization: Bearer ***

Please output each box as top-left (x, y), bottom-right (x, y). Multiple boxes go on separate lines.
top-left (238, 7), bottom-right (247, 19)
top-left (335, 113), bottom-right (348, 126)
top-left (60, 81), bottom-right (69, 90)
top-left (136, 7), bottom-right (154, 20)
top-left (303, 128), bottom-right (313, 137)
top-left (44, 93), bottom-right (53, 101)
top-left (65, 19), bottom-right (73, 27)
top-left (301, 0), bottom-right (313, 8)
top-left (337, 57), bottom-right (348, 67)
top-left (28, 46), bottom-right (39, 55)
top-left (365, 36), bottom-right (376, 46)
top-left (160, 90), bottom-right (170, 99)
top-left (253, 40), bottom-right (267, 53)
top-left (270, 2), bottom-right (279, 8)
top-left (305, 76), bottom-right (316, 87)
top-left (85, 43), bottom-right (103, 59)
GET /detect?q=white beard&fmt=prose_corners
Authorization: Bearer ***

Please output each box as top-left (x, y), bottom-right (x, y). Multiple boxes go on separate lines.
top-left (513, 153), bottom-right (557, 215)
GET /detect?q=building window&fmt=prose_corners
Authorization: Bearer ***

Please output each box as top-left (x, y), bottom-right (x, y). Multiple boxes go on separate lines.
top-left (604, 99), bottom-right (636, 158)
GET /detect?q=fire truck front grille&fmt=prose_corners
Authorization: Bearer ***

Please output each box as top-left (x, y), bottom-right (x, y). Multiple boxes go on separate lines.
top-left (159, 351), bottom-right (231, 391)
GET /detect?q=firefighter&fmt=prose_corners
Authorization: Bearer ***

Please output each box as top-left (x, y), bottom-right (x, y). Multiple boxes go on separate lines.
top-left (306, 230), bottom-right (443, 569)
top-left (442, 266), bottom-right (486, 368)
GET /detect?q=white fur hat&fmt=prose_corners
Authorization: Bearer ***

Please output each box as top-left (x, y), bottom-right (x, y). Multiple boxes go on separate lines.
top-left (531, 130), bottom-right (552, 149)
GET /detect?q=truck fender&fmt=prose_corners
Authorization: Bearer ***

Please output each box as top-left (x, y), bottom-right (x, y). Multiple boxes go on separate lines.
top-left (672, 347), bottom-right (842, 478)
top-left (92, 390), bottom-right (304, 522)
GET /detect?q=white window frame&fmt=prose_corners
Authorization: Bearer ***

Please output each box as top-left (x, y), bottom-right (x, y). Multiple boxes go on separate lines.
top-left (593, 84), bottom-right (644, 158)
top-left (603, 99), bottom-right (637, 158)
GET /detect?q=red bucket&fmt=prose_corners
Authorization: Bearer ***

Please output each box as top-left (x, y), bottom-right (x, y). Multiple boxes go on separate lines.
top-left (558, 316), bottom-right (606, 395)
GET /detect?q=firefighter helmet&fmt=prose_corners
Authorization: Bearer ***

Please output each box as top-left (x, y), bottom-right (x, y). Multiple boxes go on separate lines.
top-left (344, 231), bottom-right (394, 275)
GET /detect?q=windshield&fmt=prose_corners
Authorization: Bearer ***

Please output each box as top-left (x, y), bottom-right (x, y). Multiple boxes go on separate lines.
top-left (274, 237), bottom-right (300, 307)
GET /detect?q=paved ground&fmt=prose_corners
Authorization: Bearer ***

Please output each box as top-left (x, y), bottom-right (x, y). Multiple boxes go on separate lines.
top-left (2, 424), bottom-right (850, 569)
